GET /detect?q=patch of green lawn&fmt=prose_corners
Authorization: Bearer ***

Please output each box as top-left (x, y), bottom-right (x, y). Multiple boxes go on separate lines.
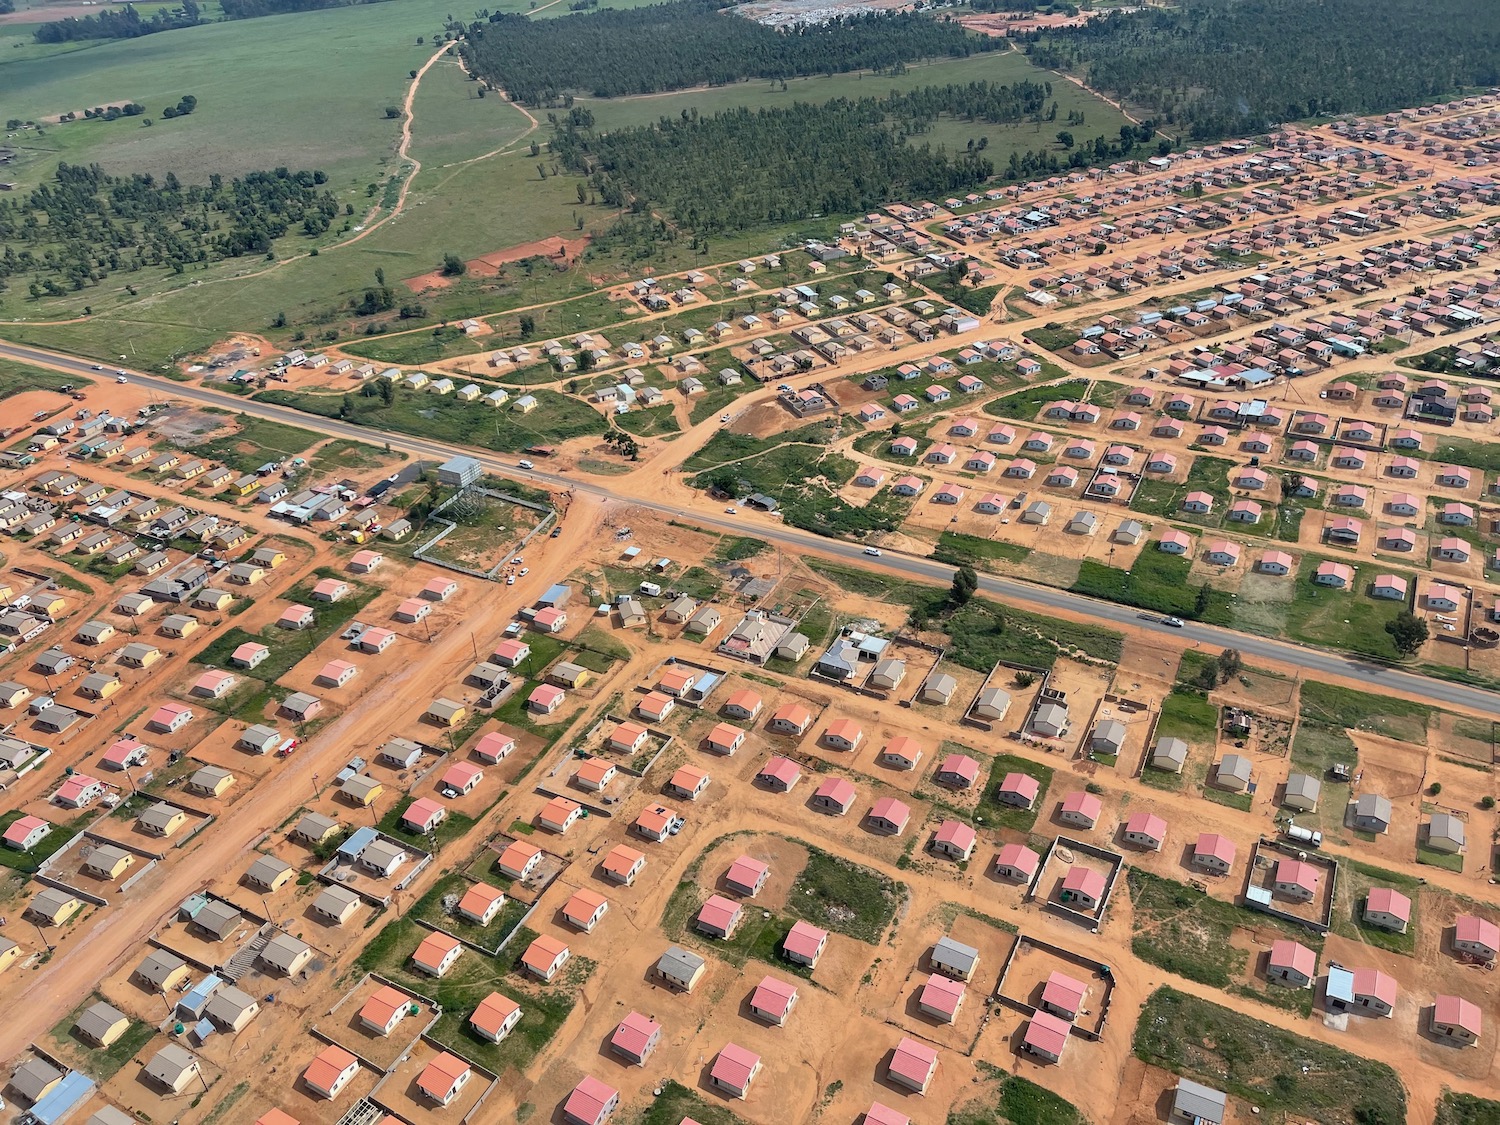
top-left (1297, 681), bottom-right (1431, 742)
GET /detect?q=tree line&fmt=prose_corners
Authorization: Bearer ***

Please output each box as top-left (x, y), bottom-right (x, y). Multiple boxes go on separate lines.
top-left (461, 0), bottom-right (995, 105)
top-left (34, 0), bottom-right (394, 41)
top-left (1025, 0), bottom-right (1500, 140)
top-left (0, 163), bottom-right (341, 299)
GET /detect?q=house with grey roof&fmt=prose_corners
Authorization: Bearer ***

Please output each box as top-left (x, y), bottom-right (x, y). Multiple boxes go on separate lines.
top-left (1353, 793), bottom-right (1392, 833)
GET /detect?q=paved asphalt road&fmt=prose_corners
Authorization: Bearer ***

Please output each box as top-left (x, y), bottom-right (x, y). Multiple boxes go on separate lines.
top-left (6, 340), bottom-right (1498, 713)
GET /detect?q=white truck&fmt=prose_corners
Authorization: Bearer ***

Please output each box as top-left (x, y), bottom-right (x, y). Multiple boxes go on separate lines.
top-left (1284, 821), bottom-right (1322, 848)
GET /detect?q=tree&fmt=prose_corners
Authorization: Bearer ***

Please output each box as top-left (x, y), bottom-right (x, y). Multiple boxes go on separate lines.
top-left (517, 314), bottom-right (535, 339)
top-left (385, 106), bottom-right (401, 118)
top-left (1056, 130), bottom-right (1074, 148)
top-left (1384, 611), bottom-right (1428, 656)
top-left (949, 565), bottom-right (979, 608)
top-left (1214, 647), bottom-right (1242, 684)
top-left (1194, 582), bottom-right (1213, 616)
top-left (439, 253), bottom-right (466, 277)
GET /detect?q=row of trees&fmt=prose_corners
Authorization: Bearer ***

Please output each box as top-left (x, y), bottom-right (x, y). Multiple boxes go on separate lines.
top-left (34, 0), bottom-right (396, 41)
top-left (462, 0), bottom-right (994, 105)
top-left (1025, 0), bottom-right (1500, 140)
top-left (0, 163), bottom-right (341, 296)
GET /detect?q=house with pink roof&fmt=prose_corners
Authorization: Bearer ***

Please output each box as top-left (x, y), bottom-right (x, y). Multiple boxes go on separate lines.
top-left (1039, 971), bottom-right (1087, 1020)
top-left (994, 843), bottom-right (1040, 883)
top-left (725, 856), bottom-right (770, 897)
top-left (1363, 887), bottom-right (1412, 933)
top-left (934, 753), bottom-right (980, 790)
top-left (756, 756), bottom-right (801, 792)
top-left (749, 976), bottom-right (799, 1026)
top-left (1204, 540), bottom-right (1241, 566)
top-left (1435, 537), bottom-right (1470, 562)
top-left (402, 797), bottom-right (447, 834)
top-left (782, 920), bottom-right (828, 967)
top-left (528, 684), bottom-right (566, 713)
top-left (1058, 791), bottom-right (1101, 829)
top-left (610, 1012), bottom-right (661, 1066)
top-left (930, 819), bottom-right (976, 862)
top-left (887, 1037), bottom-right (938, 1094)
top-left (1122, 812), bottom-right (1166, 850)
top-left (917, 974), bottom-right (966, 1024)
top-left (1023, 1010), bottom-right (1071, 1063)
top-left (1314, 561), bottom-right (1352, 587)
top-left (1266, 939), bottom-right (1316, 988)
top-left (1432, 995), bottom-right (1482, 1045)
top-left (996, 772), bottom-right (1040, 809)
top-left (1158, 529), bottom-right (1192, 554)
top-left (696, 895), bottom-right (744, 939)
top-left (1258, 550), bottom-right (1293, 576)
top-left (1191, 833), bottom-right (1236, 875)
top-left (1453, 915), bottom-right (1500, 961)
top-left (473, 730), bottom-right (516, 763)
top-left (1349, 968), bottom-right (1397, 1016)
top-left (811, 776), bottom-right (856, 816)
top-left (1273, 859), bottom-right (1320, 902)
top-left (1182, 491), bottom-right (1214, 514)
top-left (1059, 866), bottom-right (1106, 910)
top-left (561, 1076), bottom-right (619, 1125)
top-left (867, 797), bottom-right (911, 835)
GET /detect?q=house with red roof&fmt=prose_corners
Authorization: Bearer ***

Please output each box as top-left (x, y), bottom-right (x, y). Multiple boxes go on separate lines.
top-left (3, 815), bottom-right (49, 852)
top-left (1351, 968), bottom-right (1397, 1016)
top-left (601, 844), bottom-right (646, 886)
top-left (536, 795), bottom-right (583, 834)
top-left (725, 856), bottom-right (770, 897)
top-left (497, 839), bottom-right (543, 880)
top-left (880, 736), bottom-right (923, 771)
top-left (996, 772), bottom-right (1040, 809)
top-left (302, 1044), bottom-right (359, 1100)
top-left (704, 723), bottom-right (745, 756)
top-left (749, 977), bottom-right (799, 1026)
top-left (934, 753), bottom-right (980, 789)
top-left (469, 992), bottom-right (521, 1044)
top-left (521, 934), bottom-right (571, 981)
top-left (402, 797), bottom-right (446, 834)
top-left (563, 888), bottom-right (610, 933)
top-left (417, 1052), bottom-right (471, 1106)
top-left (473, 730), bottom-right (517, 764)
top-left (457, 883), bottom-right (506, 926)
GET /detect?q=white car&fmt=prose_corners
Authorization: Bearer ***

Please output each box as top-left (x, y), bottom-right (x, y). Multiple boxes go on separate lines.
top-left (517, 459), bottom-right (534, 469)
top-left (506, 574), bottom-right (516, 585)
top-left (720, 413), bottom-right (731, 423)
top-left (863, 546), bottom-right (882, 557)
top-left (511, 556), bottom-right (524, 565)
top-left (724, 506), bottom-right (737, 514)
top-left (518, 567), bottom-right (529, 577)
top-left (116, 375), bottom-right (128, 384)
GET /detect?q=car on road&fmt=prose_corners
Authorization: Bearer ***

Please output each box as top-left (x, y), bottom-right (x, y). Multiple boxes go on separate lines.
top-left (91, 364), bottom-right (103, 371)
top-left (518, 567), bottom-right (529, 577)
top-left (115, 369), bottom-right (127, 377)
top-left (724, 506), bottom-right (737, 514)
top-left (863, 546), bottom-right (882, 557)
top-left (116, 375), bottom-right (128, 384)
top-left (720, 413), bottom-right (731, 423)
top-left (1162, 616), bottom-right (1185, 628)
top-left (517, 459), bottom-right (534, 469)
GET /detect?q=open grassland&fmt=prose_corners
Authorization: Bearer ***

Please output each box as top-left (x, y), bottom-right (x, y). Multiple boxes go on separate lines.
top-left (1135, 987), bottom-right (1404, 1125)
top-left (0, 0), bottom-right (457, 191)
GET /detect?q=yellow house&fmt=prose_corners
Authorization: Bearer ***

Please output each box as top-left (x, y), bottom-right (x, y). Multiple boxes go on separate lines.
top-left (0, 936), bottom-right (22, 974)
top-left (26, 888), bottom-right (81, 926)
top-left (425, 698), bottom-right (467, 728)
top-left (33, 593), bottom-right (67, 616)
top-left (75, 1001), bottom-right (130, 1047)
top-left (138, 803), bottom-right (188, 838)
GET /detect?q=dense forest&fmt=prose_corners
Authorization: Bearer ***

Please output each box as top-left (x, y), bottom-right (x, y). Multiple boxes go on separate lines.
top-left (34, 0), bottom-right (392, 41)
top-left (1027, 0), bottom-right (1500, 139)
top-left (550, 81), bottom-right (1162, 232)
top-left (462, 0), bottom-right (994, 105)
top-left (0, 164), bottom-right (341, 298)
